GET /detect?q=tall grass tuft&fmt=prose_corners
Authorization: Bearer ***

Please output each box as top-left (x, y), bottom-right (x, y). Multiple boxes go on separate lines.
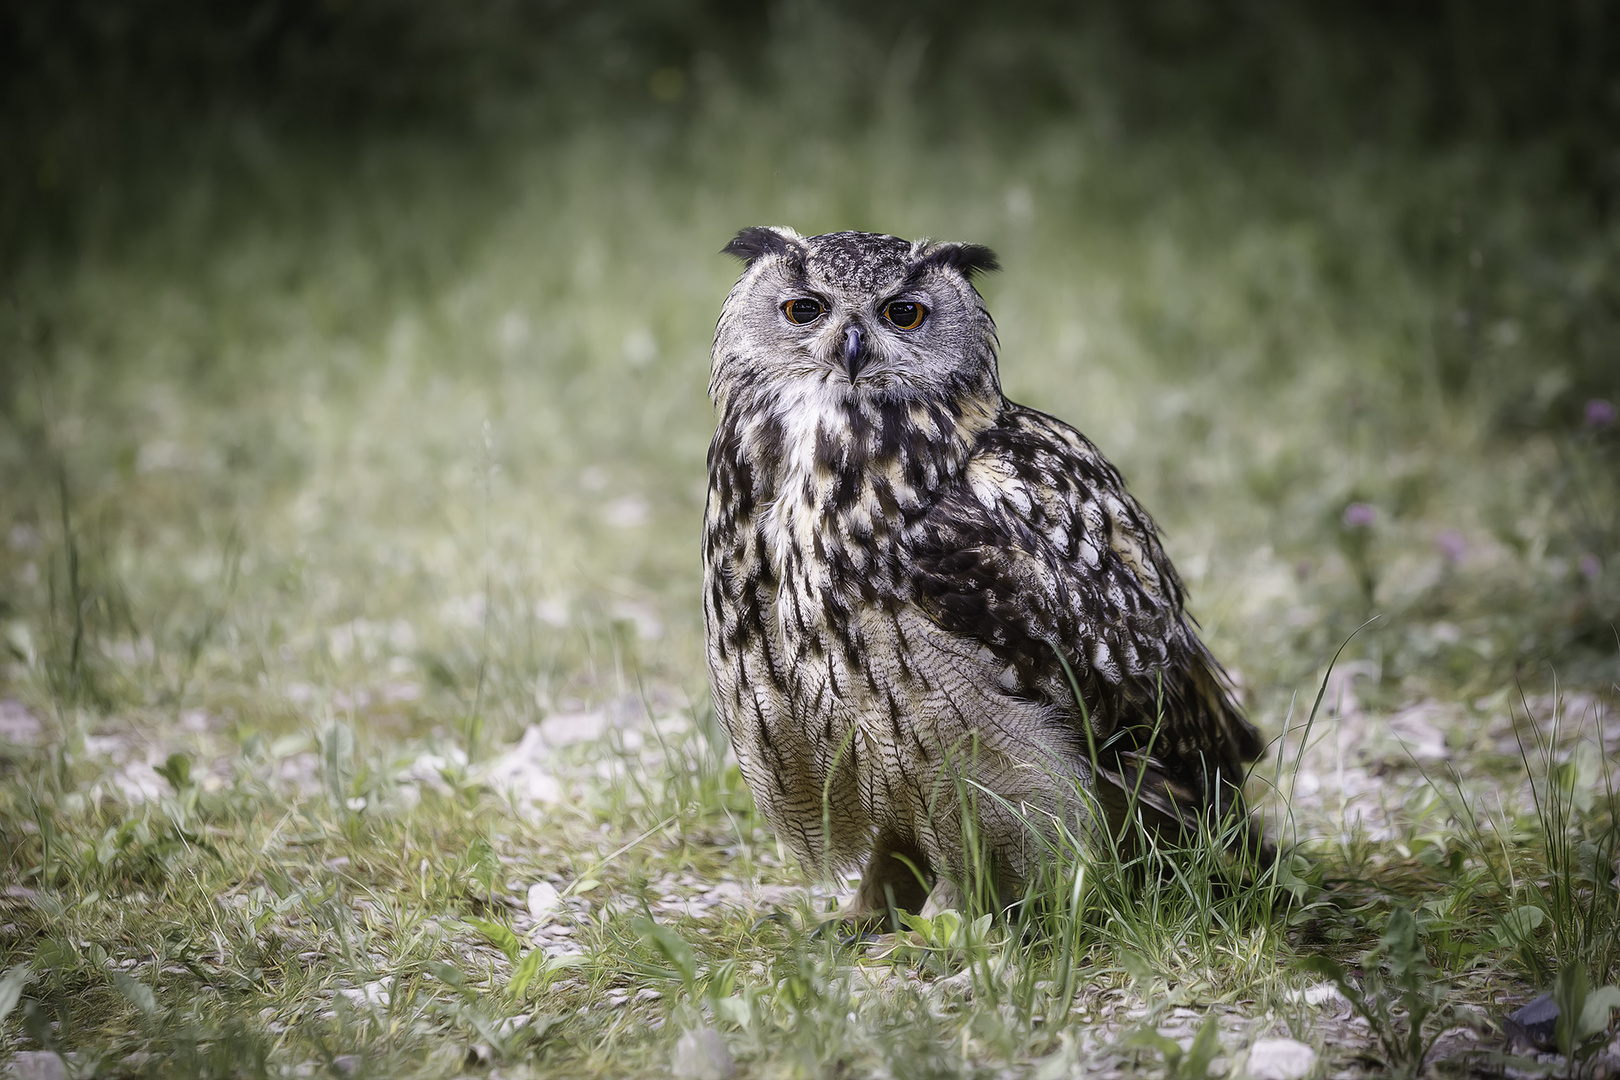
top-left (1515, 688), bottom-right (1620, 988)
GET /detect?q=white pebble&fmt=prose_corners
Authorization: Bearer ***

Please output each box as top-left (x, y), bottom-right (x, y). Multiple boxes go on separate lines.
top-left (672, 1026), bottom-right (735, 1080)
top-left (1246, 1037), bottom-right (1316, 1080)
top-left (527, 881), bottom-right (562, 921)
top-left (4, 1052), bottom-right (67, 1080)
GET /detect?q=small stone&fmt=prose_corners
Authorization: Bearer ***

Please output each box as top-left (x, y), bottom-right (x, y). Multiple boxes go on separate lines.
top-left (0, 701), bottom-right (42, 744)
top-left (4, 1052), bottom-right (67, 1080)
top-left (1504, 992), bottom-right (1559, 1050)
top-left (1302, 983), bottom-right (1346, 1007)
top-left (482, 727), bottom-right (562, 806)
top-left (672, 1026), bottom-right (735, 1080)
top-left (1246, 1037), bottom-right (1316, 1080)
top-left (336, 980), bottom-right (390, 1009)
top-left (527, 881), bottom-right (562, 921)
top-left (540, 711), bottom-right (608, 746)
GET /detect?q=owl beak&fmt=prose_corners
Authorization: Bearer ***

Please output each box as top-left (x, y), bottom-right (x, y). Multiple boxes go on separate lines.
top-left (841, 325), bottom-right (870, 383)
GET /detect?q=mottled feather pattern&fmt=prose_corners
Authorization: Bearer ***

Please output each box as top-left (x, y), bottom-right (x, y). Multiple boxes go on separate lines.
top-left (910, 406), bottom-right (1261, 818)
top-left (703, 228), bottom-right (1262, 913)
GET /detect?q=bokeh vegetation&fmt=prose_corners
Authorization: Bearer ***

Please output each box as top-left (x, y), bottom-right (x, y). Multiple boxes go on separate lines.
top-left (1, 2), bottom-right (1617, 1076)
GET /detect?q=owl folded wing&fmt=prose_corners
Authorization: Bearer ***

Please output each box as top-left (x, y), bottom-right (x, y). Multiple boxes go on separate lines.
top-left (908, 406), bottom-right (1262, 832)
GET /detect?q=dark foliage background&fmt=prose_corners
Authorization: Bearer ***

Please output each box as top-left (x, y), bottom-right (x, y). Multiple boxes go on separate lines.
top-left (6, 1), bottom-right (1619, 222)
top-left (4, 1), bottom-right (1619, 419)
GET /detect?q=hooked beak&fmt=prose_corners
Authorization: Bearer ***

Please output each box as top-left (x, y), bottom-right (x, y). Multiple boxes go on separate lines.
top-left (841, 325), bottom-right (870, 383)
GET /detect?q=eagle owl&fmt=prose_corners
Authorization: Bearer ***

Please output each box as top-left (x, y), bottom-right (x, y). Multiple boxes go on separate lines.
top-left (702, 227), bottom-right (1263, 917)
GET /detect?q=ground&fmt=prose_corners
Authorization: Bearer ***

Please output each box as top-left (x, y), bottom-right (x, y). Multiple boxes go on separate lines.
top-left (0, 109), bottom-right (1617, 1079)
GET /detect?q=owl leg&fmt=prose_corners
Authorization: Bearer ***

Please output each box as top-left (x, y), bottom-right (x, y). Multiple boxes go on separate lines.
top-left (844, 829), bottom-right (932, 921)
top-left (918, 878), bottom-right (965, 919)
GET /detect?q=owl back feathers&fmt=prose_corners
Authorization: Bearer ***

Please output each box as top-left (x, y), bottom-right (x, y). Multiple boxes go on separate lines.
top-left (908, 405), bottom-right (1263, 835)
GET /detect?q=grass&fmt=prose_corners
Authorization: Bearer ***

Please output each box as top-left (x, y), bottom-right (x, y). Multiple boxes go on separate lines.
top-left (1, 82), bottom-right (1618, 1077)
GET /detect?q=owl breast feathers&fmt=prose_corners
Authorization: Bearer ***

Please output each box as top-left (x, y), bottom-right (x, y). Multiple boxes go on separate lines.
top-left (702, 227), bottom-right (1264, 917)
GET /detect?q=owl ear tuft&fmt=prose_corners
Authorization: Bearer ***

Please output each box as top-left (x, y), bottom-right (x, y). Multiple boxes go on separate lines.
top-left (722, 227), bottom-right (801, 267)
top-left (922, 242), bottom-right (1000, 281)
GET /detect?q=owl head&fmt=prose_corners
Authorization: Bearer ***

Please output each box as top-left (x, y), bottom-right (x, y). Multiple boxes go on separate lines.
top-left (711, 227), bottom-right (1002, 410)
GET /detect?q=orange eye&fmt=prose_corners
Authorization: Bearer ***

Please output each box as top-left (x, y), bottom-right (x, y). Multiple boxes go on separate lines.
top-left (883, 301), bottom-right (927, 330)
top-left (783, 298), bottom-right (826, 325)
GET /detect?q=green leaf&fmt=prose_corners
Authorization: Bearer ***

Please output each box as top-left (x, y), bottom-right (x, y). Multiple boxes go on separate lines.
top-left (705, 957), bottom-right (738, 1001)
top-left (426, 961), bottom-right (465, 988)
top-left (0, 965), bottom-right (30, 1027)
top-left (33, 937), bottom-right (77, 972)
top-left (269, 733), bottom-right (311, 758)
top-left (1119, 950), bottom-right (1156, 992)
top-left (153, 753), bottom-right (192, 791)
top-left (112, 971), bottom-right (158, 1018)
top-left (1578, 985), bottom-right (1620, 1042)
top-left (1380, 906), bottom-right (1429, 980)
top-left (1493, 905), bottom-right (1546, 948)
top-left (1122, 1025), bottom-right (1183, 1071)
top-left (465, 836), bottom-right (500, 895)
top-left (1554, 743), bottom-right (1599, 814)
top-left (637, 919), bottom-right (697, 987)
top-left (321, 722), bottom-right (355, 804)
top-left (466, 917), bottom-right (523, 963)
top-left (1183, 1015), bottom-right (1224, 1080)
top-left (529, 1013), bottom-right (562, 1040)
top-left (714, 994), bottom-right (752, 1030)
top-left (1554, 965), bottom-right (1589, 1057)
top-left (545, 953), bottom-right (588, 972)
top-left (508, 949), bottom-right (544, 998)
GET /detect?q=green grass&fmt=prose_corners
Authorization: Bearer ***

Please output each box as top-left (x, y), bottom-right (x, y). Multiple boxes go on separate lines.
top-left (1, 92), bottom-right (1618, 1078)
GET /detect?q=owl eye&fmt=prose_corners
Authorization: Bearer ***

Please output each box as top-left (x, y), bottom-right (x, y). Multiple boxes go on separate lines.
top-left (882, 301), bottom-right (927, 331)
top-left (782, 298), bottom-right (826, 325)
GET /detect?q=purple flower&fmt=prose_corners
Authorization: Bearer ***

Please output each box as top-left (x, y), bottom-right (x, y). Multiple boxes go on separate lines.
top-left (1586, 399), bottom-right (1616, 428)
top-left (1436, 529), bottom-right (1467, 564)
top-left (1580, 553), bottom-right (1602, 581)
top-left (1342, 502), bottom-right (1378, 528)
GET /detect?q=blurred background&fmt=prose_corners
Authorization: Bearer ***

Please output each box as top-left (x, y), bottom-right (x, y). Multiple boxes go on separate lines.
top-left (1, 0), bottom-right (1617, 748)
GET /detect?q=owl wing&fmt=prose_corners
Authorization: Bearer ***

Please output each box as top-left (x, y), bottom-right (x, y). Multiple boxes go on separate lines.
top-left (909, 404), bottom-right (1262, 832)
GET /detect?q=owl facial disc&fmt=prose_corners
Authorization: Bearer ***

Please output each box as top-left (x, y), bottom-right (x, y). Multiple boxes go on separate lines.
top-left (713, 228), bottom-right (1006, 406)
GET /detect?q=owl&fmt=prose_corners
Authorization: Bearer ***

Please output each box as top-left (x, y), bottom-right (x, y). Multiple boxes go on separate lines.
top-left (702, 227), bottom-right (1264, 918)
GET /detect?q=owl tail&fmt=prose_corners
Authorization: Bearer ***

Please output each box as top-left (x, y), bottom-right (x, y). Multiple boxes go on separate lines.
top-left (1186, 643), bottom-right (1266, 766)
top-left (1090, 748), bottom-right (1275, 871)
